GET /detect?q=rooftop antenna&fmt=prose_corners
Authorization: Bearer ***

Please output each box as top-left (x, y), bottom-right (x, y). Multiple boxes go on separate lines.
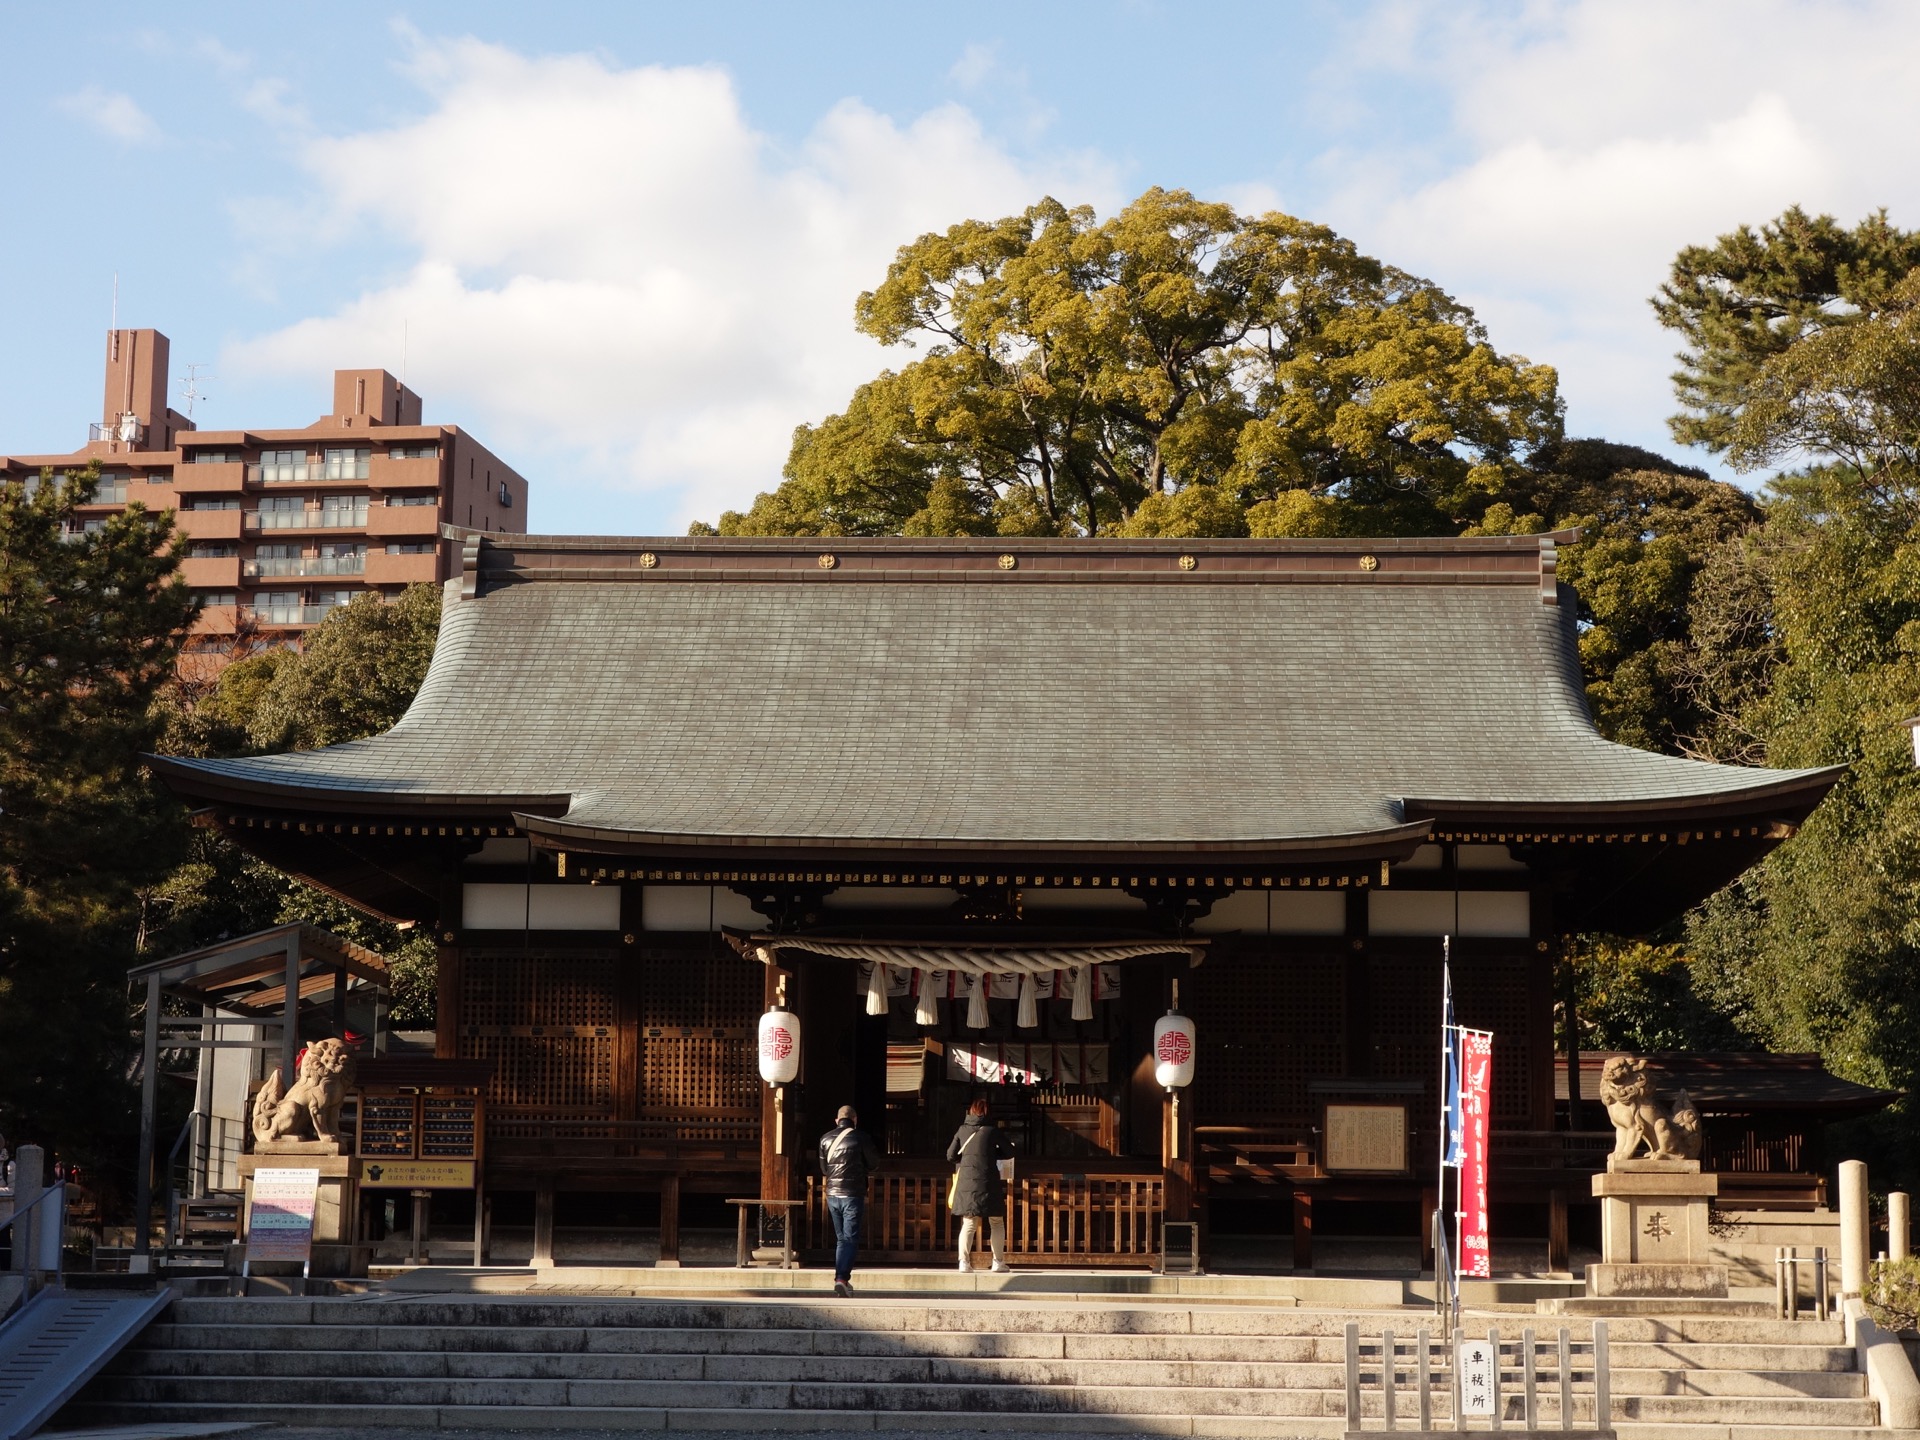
top-left (178, 363), bottom-right (213, 418)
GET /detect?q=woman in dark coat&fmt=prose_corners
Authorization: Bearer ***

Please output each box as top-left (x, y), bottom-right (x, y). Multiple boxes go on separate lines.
top-left (946, 1097), bottom-right (1015, 1272)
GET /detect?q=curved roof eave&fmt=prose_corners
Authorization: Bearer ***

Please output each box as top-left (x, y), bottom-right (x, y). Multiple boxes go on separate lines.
top-left (146, 754), bottom-right (571, 819)
top-left (508, 811), bottom-right (1438, 864)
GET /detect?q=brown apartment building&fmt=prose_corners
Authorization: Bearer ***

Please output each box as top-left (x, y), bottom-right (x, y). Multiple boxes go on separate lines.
top-left (0, 328), bottom-right (529, 676)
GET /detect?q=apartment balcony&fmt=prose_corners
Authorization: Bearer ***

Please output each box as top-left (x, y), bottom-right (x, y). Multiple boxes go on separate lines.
top-left (245, 505), bottom-right (371, 532)
top-left (249, 460), bottom-right (371, 484)
top-left (365, 502), bottom-right (441, 537)
top-left (240, 604), bottom-right (348, 628)
top-left (176, 462), bottom-right (247, 494)
top-left (175, 507), bottom-right (245, 541)
top-left (180, 556), bottom-right (242, 588)
top-left (369, 453), bottom-right (443, 488)
top-left (365, 549), bottom-right (442, 585)
top-left (243, 554), bottom-right (367, 579)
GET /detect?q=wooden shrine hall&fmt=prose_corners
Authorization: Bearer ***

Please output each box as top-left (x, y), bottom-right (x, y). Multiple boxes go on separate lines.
top-left (153, 531), bottom-right (1841, 1269)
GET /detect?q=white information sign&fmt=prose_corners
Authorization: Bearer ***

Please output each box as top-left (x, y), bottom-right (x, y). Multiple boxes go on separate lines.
top-left (246, 1167), bottom-right (320, 1269)
top-left (1457, 1339), bottom-right (1497, 1417)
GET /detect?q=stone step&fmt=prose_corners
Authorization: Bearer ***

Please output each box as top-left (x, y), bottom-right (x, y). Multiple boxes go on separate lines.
top-left (1609, 1368), bottom-right (1865, 1399)
top-left (106, 1346), bottom-right (1869, 1400)
top-left (104, 1347), bottom-right (1355, 1390)
top-left (50, 1402), bottom-right (1912, 1440)
top-left (81, 1374), bottom-right (1346, 1417)
top-left (1610, 1342), bottom-right (1858, 1372)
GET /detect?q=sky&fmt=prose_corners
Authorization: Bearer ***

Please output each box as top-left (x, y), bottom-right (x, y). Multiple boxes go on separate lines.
top-left (4, 1), bottom-right (1919, 535)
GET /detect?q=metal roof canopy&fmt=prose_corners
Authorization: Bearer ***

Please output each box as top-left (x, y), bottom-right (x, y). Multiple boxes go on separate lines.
top-left (127, 923), bottom-right (392, 1268)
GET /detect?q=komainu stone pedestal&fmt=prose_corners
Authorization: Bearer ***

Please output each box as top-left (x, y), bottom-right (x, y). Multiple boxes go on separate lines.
top-left (1589, 1158), bottom-right (1726, 1299)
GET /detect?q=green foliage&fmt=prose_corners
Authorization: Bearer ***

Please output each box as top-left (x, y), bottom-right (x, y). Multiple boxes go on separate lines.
top-left (1560, 935), bottom-right (1752, 1054)
top-left (0, 463), bottom-right (196, 1171)
top-left (1867, 1257), bottom-right (1920, 1333)
top-left (1654, 207), bottom-right (1920, 461)
top-left (247, 585), bottom-right (442, 751)
top-left (710, 188), bottom-right (1562, 538)
top-left (152, 583), bottom-right (446, 1026)
top-left (1685, 468), bottom-right (1920, 1109)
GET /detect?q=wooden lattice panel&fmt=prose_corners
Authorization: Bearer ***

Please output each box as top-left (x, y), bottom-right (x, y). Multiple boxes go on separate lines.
top-left (460, 947), bottom-right (618, 1111)
top-left (636, 944), bottom-right (761, 1118)
top-left (1191, 947), bottom-right (1346, 1125)
top-left (1453, 953), bottom-right (1533, 1126)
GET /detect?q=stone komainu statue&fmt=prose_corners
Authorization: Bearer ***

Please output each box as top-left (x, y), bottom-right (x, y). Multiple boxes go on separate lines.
top-left (251, 1037), bottom-right (355, 1146)
top-left (1598, 1054), bottom-right (1703, 1161)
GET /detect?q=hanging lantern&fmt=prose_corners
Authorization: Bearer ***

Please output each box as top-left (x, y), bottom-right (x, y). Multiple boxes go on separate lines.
top-left (757, 1007), bottom-right (801, 1085)
top-left (1153, 1012), bottom-right (1196, 1090)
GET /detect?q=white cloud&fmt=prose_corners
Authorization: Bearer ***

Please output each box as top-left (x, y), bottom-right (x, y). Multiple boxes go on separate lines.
top-left (229, 38), bottom-right (1115, 530)
top-left (57, 86), bottom-right (161, 145)
top-left (1316, 0), bottom-right (1920, 461)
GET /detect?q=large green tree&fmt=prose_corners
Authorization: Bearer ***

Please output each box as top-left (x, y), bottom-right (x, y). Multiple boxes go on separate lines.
top-left (706, 188), bottom-right (1563, 538)
top-left (0, 465), bottom-right (196, 1170)
top-left (152, 585), bottom-right (446, 1025)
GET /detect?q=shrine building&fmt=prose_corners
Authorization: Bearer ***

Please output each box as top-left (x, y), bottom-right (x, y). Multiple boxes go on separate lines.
top-left (152, 531), bottom-right (1841, 1269)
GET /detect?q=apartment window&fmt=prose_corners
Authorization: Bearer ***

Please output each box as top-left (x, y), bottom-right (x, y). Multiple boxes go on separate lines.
top-left (385, 542), bottom-right (434, 554)
top-left (255, 543), bottom-right (296, 559)
top-left (197, 591), bottom-right (237, 608)
top-left (388, 443), bottom-right (439, 460)
top-left (386, 494), bottom-right (436, 506)
top-left (189, 542), bottom-right (239, 558)
top-left (141, 469), bottom-right (172, 484)
top-left (255, 591), bottom-right (304, 622)
top-left (180, 497), bottom-right (240, 510)
top-left (91, 473), bottom-right (129, 504)
top-left (189, 450), bottom-right (239, 464)
top-left (322, 447), bottom-right (371, 480)
top-left (259, 449), bottom-right (306, 483)
top-left (320, 494), bottom-right (369, 526)
top-left (314, 589), bottom-right (354, 612)
top-left (497, 481), bottom-right (512, 507)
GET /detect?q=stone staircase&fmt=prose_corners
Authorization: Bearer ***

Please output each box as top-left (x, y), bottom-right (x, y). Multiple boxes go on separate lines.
top-left (56, 1293), bottom-right (1897, 1438)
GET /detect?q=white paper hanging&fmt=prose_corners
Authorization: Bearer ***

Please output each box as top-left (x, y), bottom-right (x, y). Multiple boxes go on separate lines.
top-left (1070, 965), bottom-right (1095, 1021)
top-left (913, 972), bottom-right (939, 1026)
top-left (865, 961), bottom-right (890, 1016)
top-left (966, 971), bottom-right (990, 1029)
top-left (1016, 973), bottom-right (1039, 1028)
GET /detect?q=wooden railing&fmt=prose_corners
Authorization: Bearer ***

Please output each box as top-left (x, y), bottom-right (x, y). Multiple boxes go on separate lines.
top-left (1198, 1126), bottom-right (1316, 1184)
top-left (801, 1161), bottom-right (1164, 1267)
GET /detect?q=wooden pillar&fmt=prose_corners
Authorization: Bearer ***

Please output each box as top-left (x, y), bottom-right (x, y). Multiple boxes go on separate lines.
top-left (1529, 885), bottom-right (1557, 1130)
top-left (332, 963), bottom-right (349, 1039)
top-left (1548, 1187), bottom-right (1569, 1273)
top-left (1344, 891), bottom-right (1371, 1075)
top-left (1291, 1189), bottom-right (1313, 1271)
top-left (759, 963), bottom-right (794, 1203)
top-left (133, 971), bottom-right (162, 1265)
top-left (532, 1178), bottom-right (554, 1268)
top-left (658, 1175), bottom-right (682, 1267)
top-left (281, 932), bottom-right (301, 1088)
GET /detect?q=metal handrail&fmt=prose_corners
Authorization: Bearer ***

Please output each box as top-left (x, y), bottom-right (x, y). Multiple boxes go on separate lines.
top-left (0, 1182), bottom-right (65, 1237)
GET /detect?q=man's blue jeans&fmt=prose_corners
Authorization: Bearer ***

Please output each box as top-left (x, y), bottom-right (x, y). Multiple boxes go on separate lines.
top-left (826, 1194), bottom-right (865, 1282)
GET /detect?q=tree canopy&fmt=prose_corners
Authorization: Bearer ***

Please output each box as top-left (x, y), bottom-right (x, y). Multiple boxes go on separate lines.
top-left (0, 465), bottom-right (196, 1170)
top-left (706, 188), bottom-right (1563, 539)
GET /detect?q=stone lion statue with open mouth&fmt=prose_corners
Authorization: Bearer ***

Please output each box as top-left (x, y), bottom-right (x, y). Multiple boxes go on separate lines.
top-left (1598, 1054), bottom-right (1702, 1161)
top-left (252, 1037), bottom-right (355, 1145)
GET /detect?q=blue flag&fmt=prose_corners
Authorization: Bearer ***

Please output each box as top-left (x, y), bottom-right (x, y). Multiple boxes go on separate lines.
top-left (1441, 947), bottom-right (1465, 1168)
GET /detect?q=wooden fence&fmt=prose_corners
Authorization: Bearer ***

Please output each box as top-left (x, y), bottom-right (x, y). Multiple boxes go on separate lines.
top-left (801, 1161), bottom-right (1164, 1266)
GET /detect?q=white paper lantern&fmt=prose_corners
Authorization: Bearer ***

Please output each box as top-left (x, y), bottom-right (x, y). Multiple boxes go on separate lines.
top-left (757, 1008), bottom-right (801, 1085)
top-left (1153, 1013), bottom-right (1196, 1090)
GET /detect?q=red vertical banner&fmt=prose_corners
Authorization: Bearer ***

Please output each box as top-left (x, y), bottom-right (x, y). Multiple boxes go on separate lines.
top-left (1458, 1029), bottom-right (1493, 1279)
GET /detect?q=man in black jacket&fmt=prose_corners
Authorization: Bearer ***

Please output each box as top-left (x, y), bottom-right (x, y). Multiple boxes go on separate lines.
top-left (818, 1104), bottom-right (882, 1295)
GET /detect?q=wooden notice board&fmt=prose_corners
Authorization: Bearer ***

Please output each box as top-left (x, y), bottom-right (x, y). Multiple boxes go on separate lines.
top-left (1322, 1102), bottom-right (1409, 1175)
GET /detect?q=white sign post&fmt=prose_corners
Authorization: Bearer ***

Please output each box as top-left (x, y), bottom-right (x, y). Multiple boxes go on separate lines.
top-left (244, 1167), bottom-right (320, 1282)
top-left (1458, 1336), bottom-right (1498, 1418)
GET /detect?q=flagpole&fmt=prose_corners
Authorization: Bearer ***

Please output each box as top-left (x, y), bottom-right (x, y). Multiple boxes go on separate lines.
top-left (1436, 935), bottom-right (1453, 1331)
